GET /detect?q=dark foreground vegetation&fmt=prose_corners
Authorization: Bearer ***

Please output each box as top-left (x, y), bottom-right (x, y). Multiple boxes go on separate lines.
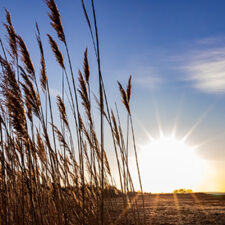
top-left (0, 0), bottom-right (146, 224)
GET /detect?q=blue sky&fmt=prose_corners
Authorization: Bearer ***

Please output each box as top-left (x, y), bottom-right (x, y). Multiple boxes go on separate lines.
top-left (0, 0), bottom-right (225, 192)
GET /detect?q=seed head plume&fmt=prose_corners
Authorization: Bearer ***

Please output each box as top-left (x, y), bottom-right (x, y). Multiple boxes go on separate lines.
top-left (47, 34), bottom-right (64, 69)
top-left (36, 130), bottom-right (47, 163)
top-left (117, 81), bottom-right (130, 114)
top-left (17, 35), bottom-right (35, 78)
top-left (51, 124), bottom-right (70, 151)
top-left (3, 9), bottom-right (18, 61)
top-left (0, 56), bottom-right (27, 138)
top-left (56, 95), bottom-right (69, 129)
top-left (103, 148), bottom-right (111, 176)
top-left (78, 70), bottom-right (91, 122)
top-left (5, 8), bottom-right (12, 27)
top-left (88, 128), bottom-right (111, 176)
top-left (127, 75), bottom-right (132, 103)
top-left (45, 0), bottom-right (65, 42)
top-left (81, 0), bottom-right (97, 56)
top-left (111, 110), bottom-right (120, 145)
top-left (78, 112), bottom-right (84, 131)
top-left (83, 48), bottom-right (90, 83)
top-left (94, 94), bottom-right (108, 121)
top-left (36, 23), bottom-right (47, 91)
top-left (25, 94), bottom-right (33, 121)
top-left (20, 68), bottom-right (41, 119)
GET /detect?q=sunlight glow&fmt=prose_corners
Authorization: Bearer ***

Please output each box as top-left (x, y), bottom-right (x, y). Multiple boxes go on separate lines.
top-left (133, 136), bottom-right (204, 193)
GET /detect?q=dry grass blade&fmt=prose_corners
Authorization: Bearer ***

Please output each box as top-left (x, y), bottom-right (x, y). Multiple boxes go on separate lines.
top-left (36, 23), bottom-right (47, 92)
top-left (83, 48), bottom-right (90, 83)
top-left (3, 9), bottom-right (18, 60)
top-left (0, 56), bottom-right (27, 137)
top-left (78, 70), bottom-right (92, 122)
top-left (45, 0), bottom-right (65, 42)
top-left (47, 34), bottom-right (65, 69)
top-left (117, 81), bottom-right (130, 114)
top-left (111, 110), bottom-right (120, 145)
top-left (36, 130), bottom-right (47, 163)
top-left (78, 112), bottom-right (84, 131)
top-left (51, 123), bottom-right (70, 151)
top-left (81, 0), bottom-right (97, 56)
top-left (93, 93), bottom-right (108, 121)
top-left (17, 35), bottom-right (35, 77)
top-left (127, 75), bottom-right (132, 103)
top-left (57, 95), bottom-right (69, 129)
top-left (5, 8), bottom-right (12, 26)
top-left (20, 67), bottom-right (41, 119)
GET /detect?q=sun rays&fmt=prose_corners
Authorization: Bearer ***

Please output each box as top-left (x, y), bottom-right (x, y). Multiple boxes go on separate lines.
top-left (133, 136), bottom-right (204, 193)
top-left (131, 96), bottom-right (225, 193)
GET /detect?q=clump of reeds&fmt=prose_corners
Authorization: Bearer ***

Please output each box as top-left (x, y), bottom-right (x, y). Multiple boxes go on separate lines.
top-left (0, 1), bottom-right (147, 224)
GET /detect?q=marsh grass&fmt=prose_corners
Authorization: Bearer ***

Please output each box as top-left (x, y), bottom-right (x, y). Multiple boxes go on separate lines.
top-left (0, 0), bottom-right (146, 224)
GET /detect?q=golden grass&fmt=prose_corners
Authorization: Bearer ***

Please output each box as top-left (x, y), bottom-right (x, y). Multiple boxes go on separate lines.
top-left (0, 0), bottom-right (146, 224)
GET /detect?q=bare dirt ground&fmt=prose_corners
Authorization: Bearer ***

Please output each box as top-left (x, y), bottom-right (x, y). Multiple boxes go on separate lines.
top-left (111, 193), bottom-right (225, 224)
top-left (144, 193), bottom-right (225, 225)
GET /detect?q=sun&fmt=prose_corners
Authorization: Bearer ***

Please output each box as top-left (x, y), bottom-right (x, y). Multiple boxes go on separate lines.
top-left (131, 136), bottom-right (204, 193)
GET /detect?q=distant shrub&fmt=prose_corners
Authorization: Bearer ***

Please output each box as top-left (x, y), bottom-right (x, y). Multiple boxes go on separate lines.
top-left (173, 188), bottom-right (193, 193)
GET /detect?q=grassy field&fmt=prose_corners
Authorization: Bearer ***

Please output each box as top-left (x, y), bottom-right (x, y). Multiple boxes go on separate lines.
top-left (109, 193), bottom-right (225, 224)
top-left (0, 1), bottom-right (146, 224)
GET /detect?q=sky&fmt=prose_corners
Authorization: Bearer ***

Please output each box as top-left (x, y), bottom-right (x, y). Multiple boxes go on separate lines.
top-left (0, 0), bottom-right (225, 193)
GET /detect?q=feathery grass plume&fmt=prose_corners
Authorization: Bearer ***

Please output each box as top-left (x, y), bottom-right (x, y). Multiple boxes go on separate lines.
top-left (111, 110), bottom-right (120, 145)
top-left (17, 35), bottom-right (35, 78)
top-left (0, 38), bottom-right (8, 61)
top-left (20, 67), bottom-right (41, 119)
top-left (118, 76), bottom-right (146, 224)
top-left (93, 94), bottom-right (108, 121)
top-left (83, 142), bottom-right (93, 177)
top-left (81, 0), bottom-right (97, 56)
top-left (127, 75), bottom-right (132, 103)
top-left (46, 5), bottom-right (84, 212)
top-left (57, 95), bottom-right (69, 129)
top-left (83, 48), bottom-right (90, 83)
top-left (24, 92), bottom-right (33, 122)
top-left (36, 131), bottom-right (47, 163)
top-left (20, 81), bottom-right (41, 120)
top-left (102, 148), bottom-right (111, 176)
top-left (88, 128), bottom-right (110, 176)
top-left (78, 112), bottom-right (84, 132)
top-left (124, 75), bottom-right (146, 225)
top-left (5, 8), bottom-right (13, 27)
top-left (3, 9), bottom-right (18, 61)
top-left (78, 70), bottom-right (92, 122)
top-left (117, 81), bottom-right (130, 114)
top-left (0, 56), bottom-right (27, 138)
top-left (36, 23), bottom-right (47, 92)
top-left (45, 0), bottom-right (65, 42)
top-left (51, 124), bottom-right (70, 151)
top-left (47, 34), bottom-right (65, 69)
top-left (81, 2), bottom-right (106, 222)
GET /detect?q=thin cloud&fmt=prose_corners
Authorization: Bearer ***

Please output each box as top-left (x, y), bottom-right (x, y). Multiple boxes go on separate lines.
top-left (111, 65), bottom-right (163, 90)
top-left (134, 75), bottom-right (162, 90)
top-left (132, 66), bottom-right (162, 90)
top-left (195, 36), bottom-right (225, 46)
top-left (184, 45), bottom-right (225, 94)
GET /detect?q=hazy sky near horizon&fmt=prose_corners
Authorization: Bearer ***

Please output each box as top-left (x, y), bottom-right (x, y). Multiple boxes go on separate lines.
top-left (0, 0), bottom-right (225, 192)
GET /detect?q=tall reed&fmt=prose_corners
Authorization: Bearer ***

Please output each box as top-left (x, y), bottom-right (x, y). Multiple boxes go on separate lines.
top-left (0, 1), bottom-right (148, 224)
